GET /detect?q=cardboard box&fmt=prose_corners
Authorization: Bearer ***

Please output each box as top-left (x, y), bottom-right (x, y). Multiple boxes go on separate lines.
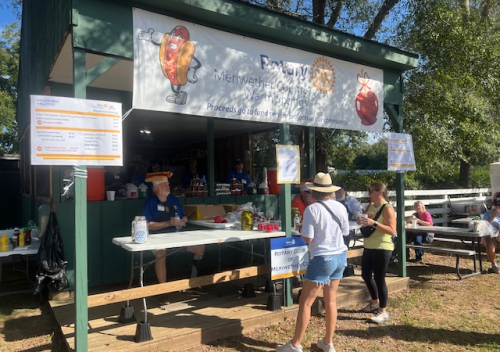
top-left (223, 203), bottom-right (239, 214)
top-left (183, 204), bottom-right (226, 220)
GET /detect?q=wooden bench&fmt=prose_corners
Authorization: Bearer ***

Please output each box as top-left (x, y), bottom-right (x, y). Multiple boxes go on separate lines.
top-left (406, 244), bottom-right (479, 279)
top-left (432, 237), bottom-right (473, 245)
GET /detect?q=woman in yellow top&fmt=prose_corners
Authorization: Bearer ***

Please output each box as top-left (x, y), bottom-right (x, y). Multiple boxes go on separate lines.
top-left (357, 182), bottom-right (396, 324)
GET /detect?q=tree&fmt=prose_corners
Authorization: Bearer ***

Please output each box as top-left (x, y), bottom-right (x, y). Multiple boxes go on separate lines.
top-left (399, 0), bottom-right (500, 187)
top-left (0, 22), bottom-right (20, 154)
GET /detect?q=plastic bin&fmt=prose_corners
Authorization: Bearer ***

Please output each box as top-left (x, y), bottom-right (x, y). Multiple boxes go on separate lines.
top-left (87, 167), bottom-right (106, 201)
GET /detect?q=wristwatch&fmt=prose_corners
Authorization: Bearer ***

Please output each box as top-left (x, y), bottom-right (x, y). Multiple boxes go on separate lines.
top-left (373, 221), bottom-right (378, 228)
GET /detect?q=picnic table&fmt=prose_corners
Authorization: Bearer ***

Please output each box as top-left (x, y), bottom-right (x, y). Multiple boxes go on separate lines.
top-left (0, 239), bottom-right (40, 283)
top-left (406, 225), bottom-right (487, 279)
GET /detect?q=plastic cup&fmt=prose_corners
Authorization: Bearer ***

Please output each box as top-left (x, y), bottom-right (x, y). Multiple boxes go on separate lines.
top-left (106, 191), bottom-right (115, 201)
top-left (359, 213), bottom-right (368, 226)
top-left (412, 219), bottom-right (418, 228)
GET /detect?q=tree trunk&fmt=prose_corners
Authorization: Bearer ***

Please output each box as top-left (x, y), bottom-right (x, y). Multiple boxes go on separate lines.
top-left (312, 0), bottom-right (326, 25)
top-left (481, 0), bottom-right (492, 18)
top-left (459, 160), bottom-right (472, 188)
top-left (364, 0), bottom-right (401, 40)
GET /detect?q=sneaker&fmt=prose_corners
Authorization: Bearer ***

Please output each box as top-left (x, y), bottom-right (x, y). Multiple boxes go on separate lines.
top-left (489, 265), bottom-right (499, 274)
top-left (185, 287), bottom-right (209, 295)
top-left (361, 302), bottom-right (379, 313)
top-left (414, 257), bottom-right (423, 263)
top-left (317, 338), bottom-right (336, 352)
top-left (370, 311), bottom-right (390, 324)
top-left (276, 340), bottom-right (303, 352)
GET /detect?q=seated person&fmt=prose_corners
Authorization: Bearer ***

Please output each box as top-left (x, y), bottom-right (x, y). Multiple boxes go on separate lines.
top-left (104, 166), bottom-right (125, 192)
top-left (131, 161), bottom-right (148, 186)
top-left (142, 172), bottom-right (207, 305)
top-left (405, 201), bottom-right (433, 263)
top-left (291, 178), bottom-right (314, 217)
top-left (482, 195), bottom-right (500, 273)
top-left (335, 183), bottom-right (362, 247)
top-left (182, 159), bottom-right (206, 188)
top-left (226, 158), bottom-right (251, 190)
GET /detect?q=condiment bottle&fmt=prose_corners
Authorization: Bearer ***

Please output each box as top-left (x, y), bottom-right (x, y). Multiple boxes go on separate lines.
top-left (258, 167), bottom-right (269, 195)
top-left (13, 227), bottom-right (20, 247)
top-left (19, 230), bottom-right (25, 247)
top-left (25, 228), bottom-right (32, 245)
top-left (0, 233), bottom-right (9, 252)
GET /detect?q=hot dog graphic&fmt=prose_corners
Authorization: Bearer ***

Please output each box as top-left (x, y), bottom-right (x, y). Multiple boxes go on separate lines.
top-left (139, 26), bottom-right (202, 105)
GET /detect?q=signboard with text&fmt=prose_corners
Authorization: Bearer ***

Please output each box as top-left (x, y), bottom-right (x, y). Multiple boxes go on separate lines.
top-left (133, 8), bottom-right (384, 133)
top-left (387, 132), bottom-right (416, 171)
top-left (30, 96), bottom-right (123, 166)
top-left (270, 237), bottom-right (309, 280)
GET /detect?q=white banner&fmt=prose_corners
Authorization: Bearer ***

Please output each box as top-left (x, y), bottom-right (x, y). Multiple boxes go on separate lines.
top-left (30, 96), bottom-right (123, 166)
top-left (133, 8), bottom-right (384, 132)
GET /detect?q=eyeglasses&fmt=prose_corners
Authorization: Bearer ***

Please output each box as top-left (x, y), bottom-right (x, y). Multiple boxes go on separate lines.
top-left (368, 189), bottom-right (380, 193)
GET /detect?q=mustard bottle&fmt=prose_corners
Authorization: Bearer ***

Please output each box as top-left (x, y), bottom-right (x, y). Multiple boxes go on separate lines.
top-left (0, 233), bottom-right (9, 252)
top-left (19, 230), bottom-right (25, 247)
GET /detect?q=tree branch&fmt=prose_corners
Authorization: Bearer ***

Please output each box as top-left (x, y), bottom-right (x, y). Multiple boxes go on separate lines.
top-left (364, 0), bottom-right (401, 40)
top-left (326, 0), bottom-right (343, 28)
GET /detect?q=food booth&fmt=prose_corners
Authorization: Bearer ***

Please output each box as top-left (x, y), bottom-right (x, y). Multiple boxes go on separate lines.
top-left (17, 0), bottom-right (418, 346)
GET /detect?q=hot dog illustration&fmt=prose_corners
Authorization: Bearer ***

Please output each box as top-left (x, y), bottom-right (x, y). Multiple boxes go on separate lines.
top-left (139, 26), bottom-right (201, 105)
top-left (355, 70), bottom-right (379, 126)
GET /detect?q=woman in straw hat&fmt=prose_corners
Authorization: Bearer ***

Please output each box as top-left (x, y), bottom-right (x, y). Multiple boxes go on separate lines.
top-left (358, 182), bottom-right (396, 324)
top-left (277, 172), bottom-right (349, 352)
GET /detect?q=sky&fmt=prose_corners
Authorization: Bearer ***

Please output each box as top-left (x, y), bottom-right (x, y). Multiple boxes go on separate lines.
top-left (0, 5), bottom-right (19, 32)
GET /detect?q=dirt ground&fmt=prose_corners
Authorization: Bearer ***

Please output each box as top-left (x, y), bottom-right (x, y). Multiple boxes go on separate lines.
top-left (1, 254), bottom-right (500, 352)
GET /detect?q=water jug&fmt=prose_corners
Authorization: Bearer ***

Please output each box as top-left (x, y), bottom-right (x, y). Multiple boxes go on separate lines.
top-left (131, 216), bottom-right (148, 243)
top-left (126, 183), bottom-right (138, 199)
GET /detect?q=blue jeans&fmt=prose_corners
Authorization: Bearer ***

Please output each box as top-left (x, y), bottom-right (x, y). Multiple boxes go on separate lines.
top-left (304, 252), bottom-right (347, 284)
top-left (407, 233), bottom-right (424, 259)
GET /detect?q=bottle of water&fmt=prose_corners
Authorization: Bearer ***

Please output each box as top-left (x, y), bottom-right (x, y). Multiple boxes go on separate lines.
top-left (293, 213), bottom-right (301, 230)
top-left (174, 212), bottom-right (182, 231)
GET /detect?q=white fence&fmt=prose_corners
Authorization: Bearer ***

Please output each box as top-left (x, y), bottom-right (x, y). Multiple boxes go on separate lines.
top-left (349, 188), bottom-right (492, 225)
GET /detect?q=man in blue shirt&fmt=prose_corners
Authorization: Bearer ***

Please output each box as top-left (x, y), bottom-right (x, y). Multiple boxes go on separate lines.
top-left (143, 172), bottom-right (207, 304)
top-left (226, 158), bottom-right (251, 189)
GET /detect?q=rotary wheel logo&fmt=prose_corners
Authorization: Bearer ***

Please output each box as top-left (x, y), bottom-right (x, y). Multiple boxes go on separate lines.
top-left (311, 57), bottom-right (335, 94)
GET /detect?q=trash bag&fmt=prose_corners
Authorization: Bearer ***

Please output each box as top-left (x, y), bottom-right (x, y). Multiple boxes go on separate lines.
top-left (33, 211), bottom-right (69, 295)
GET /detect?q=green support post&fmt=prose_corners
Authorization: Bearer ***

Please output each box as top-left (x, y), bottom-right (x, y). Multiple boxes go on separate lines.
top-left (73, 47), bottom-right (89, 351)
top-left (279, 123), bottom-right (294, 307)
top-left (385, 102), bottom-right (406, 277)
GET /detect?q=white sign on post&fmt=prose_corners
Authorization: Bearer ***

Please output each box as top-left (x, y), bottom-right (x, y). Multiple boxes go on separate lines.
top-left (387, 132), bottom-right (416, 171)
top-left (30, 96), bottom-right (123, 166)
top-left (270, 237), bottom-right (309, 280)
top-left (276, 145), bottom-right (300, 184)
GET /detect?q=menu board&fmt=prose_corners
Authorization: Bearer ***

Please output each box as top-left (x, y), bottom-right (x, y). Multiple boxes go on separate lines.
top-left (30, 96), bottom-right (123, 166)
top-left (387, 132), bottom-right (416, 171)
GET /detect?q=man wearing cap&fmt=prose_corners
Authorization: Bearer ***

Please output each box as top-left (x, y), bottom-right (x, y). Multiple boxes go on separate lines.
top-left (225, 158), bottom-right (251, 189)
top-left (291, 178), bottom-right (315, 217)
top-left (142, 172), bottom-right (207, 304)
top-left (335, 183), bottom-right (362, 247)
top-left (481, 195), bottom-right (500, 273)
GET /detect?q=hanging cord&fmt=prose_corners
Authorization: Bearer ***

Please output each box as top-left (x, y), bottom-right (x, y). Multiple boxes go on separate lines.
top-left (61, 166), bottom-right (88, 197)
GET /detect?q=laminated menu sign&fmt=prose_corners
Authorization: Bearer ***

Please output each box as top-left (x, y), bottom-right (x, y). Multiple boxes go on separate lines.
top-left (30, 95), bottom-right (123, 166)
top-left (387, 132), bottom-right (416, 171)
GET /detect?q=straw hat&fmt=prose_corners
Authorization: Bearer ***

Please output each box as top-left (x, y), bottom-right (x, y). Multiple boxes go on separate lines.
top-left (305, 172), bottom-right (340, 193)
top-left (145, 172), bottom-right (173, 186)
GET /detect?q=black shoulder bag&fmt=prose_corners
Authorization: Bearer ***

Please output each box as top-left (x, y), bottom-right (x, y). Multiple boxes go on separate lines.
top-left (359, 204), bottom-right (387, 238)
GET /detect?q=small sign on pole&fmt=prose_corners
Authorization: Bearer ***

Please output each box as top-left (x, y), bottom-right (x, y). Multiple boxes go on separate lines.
top-left (387, 132), bottom-right (416, 171)
top-left (30, 95), bottom-right (123, 166)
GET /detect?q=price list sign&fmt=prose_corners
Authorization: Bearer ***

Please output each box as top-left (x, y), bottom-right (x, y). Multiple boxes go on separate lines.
top-left (387, 132), bottom-right (416, 171)
top-left (30, 96), bottom-right (123, 166)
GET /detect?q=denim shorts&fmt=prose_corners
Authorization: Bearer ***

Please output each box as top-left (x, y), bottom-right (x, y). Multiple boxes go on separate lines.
top-left (303, 252), bottom-right (347, 284)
